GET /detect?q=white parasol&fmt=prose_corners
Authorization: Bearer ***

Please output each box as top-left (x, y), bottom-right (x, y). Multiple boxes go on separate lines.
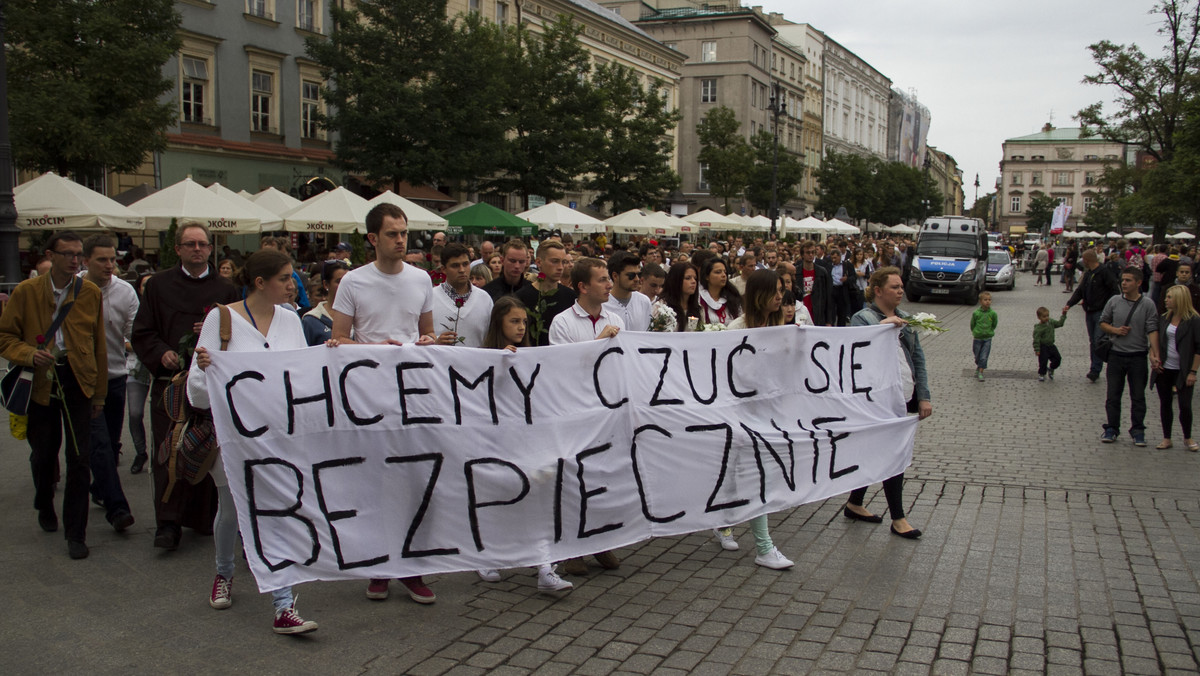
top-left (15, 172), bottom-right (144, 231)
top-left (128, 177), bottom-right (262, 232)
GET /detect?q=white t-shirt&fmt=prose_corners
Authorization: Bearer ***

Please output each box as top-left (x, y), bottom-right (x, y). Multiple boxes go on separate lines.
top-left (430, 286), bottom-right (493, 348)
top-left (332, 262), bottom-right (433, 344)
top-left (549, 302), bottom-right (625, 345)
top-left (603, 290), bottom-right (653, 332)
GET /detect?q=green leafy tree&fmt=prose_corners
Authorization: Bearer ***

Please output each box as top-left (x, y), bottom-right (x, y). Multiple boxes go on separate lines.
top-left (487, 18), bottom-right (603, 208)
top-left (697, 107), bottom-right (754, 214)
top-left (968, 193), bottom-right (996, 227)
top-left (306, 0), bottom-right (453, 190)
top-left (745, 130), bottom-right (805, 215)
top-left (421, 13), bottom-right (515, 194)
top-left (586, 64), bottom-right (681, 214)
top-left (1025, 194), bottom-right (1060, 234)
top-left (814, 150), bottom-right (874, 220)
top-left (9, 0), bottom-right (181, 176)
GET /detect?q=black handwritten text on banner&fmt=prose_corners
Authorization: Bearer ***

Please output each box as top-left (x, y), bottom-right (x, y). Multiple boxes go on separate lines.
top-left (205, 324), bottom-right (917, 592)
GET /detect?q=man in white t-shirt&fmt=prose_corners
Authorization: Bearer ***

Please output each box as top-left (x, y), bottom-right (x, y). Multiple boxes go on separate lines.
top-left (602, 251), bottom-right (652, 332)
top-left (430, 243), bottom-right (492, 347)
top-left (330, 202), bottom-right (437, 606)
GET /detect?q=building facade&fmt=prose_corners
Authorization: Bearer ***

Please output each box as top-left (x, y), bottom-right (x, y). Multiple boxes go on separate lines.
top-left (820, 35), bottom-right (890, 162)
top-left (887, 87), bottom-right (930, 169)
top-left (768, 21), bottom-right (824, 211)
top-left (997, 124), bottom-right (1126, 236)
top-left (926, 146), bottom-right (964, 217)
top-left (634, 6), bottom-right (808, 218)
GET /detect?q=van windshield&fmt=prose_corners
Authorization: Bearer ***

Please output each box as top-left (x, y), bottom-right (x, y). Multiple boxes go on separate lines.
top-left (916, 236), bottom-right (978, 258)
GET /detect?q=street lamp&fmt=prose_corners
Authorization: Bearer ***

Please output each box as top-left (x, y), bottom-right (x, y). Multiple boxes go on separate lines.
top-left (768, 82), bottom-right (784, 240)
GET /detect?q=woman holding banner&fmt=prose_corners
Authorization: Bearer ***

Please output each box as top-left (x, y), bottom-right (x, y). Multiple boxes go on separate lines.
top-left (720, 270), bottom-right (795, 570)
top-left (189, 250), bottom-right (321, 634)
top-left (844, 266), bottom-right (930, 539)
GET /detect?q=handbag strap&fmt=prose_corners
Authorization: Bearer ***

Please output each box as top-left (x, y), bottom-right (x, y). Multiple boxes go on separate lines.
top-left (1119, 295), bottom-right (1145, 329)
top-left (39, 277), bottom-right (82, 349)
top-left (217, 304), bottom-right (232, 351)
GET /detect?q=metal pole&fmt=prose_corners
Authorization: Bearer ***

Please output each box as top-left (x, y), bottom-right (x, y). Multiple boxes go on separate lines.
top-left (769, 82), bottom-right (780, 240)
top-left (0, 0), bottom-right (21, 288)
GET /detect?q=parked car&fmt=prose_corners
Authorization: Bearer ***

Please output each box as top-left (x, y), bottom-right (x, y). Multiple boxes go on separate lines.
top-left (985, 250), bottom-right (1016, 290)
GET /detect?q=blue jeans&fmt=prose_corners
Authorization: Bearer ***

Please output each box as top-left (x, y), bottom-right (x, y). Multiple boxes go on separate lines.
top-left (88, 377), bottom-right (131, 521)
top-left (972, 338), bottom-right (992, 369)
top-left (1085, 310), bottom-right (1104, 377)
top-left (1105, 351), bottom-right (1149, 435)
top-left (215, 484), bottom-right (294, 611)
top-left (126, 376), bottom-right (150, 458)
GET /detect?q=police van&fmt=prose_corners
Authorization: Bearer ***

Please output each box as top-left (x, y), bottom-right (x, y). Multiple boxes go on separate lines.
top-left (906, 216), bottom-right (988, 304)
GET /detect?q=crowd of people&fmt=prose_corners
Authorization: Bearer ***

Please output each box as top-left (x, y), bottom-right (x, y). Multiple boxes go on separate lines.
top-left (1, 208), bottom-right (951, 635)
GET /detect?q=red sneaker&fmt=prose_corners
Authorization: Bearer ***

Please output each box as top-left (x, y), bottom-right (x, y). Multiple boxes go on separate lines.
top-left (365, 578), bottom-right (389, 600)
top-left (400, 576), bottom-right (435, 604)
top-left (273, 600), bottom-right (318, 635)
top-left (209, 574), bottom-right (232, 609)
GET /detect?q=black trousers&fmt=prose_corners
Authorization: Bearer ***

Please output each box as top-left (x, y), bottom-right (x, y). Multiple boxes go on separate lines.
top-left (1037, 345), bottom-right (1062, 375)
top-left (28, 364), bottom-right (92, 543)
top-left (1155, 369), bottom-right (1195, 438)
top-left (847, 396), bottom-right (917, 520)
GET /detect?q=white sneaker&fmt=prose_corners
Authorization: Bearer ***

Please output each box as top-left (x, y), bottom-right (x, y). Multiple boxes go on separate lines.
top-left (754, 547), bottom-right (794, 570)
top-left (537, 565), bottom-right (573, 592)
top-left (713, 528), bottom-right (739, 551)
top-left (476, 569), bottom-right (501, 582)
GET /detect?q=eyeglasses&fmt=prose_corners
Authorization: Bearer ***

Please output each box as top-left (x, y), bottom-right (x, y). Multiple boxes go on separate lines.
top-left (179, 241), bottom-right (211, 249)
top-left (50, 250), bottom-right (83, 260)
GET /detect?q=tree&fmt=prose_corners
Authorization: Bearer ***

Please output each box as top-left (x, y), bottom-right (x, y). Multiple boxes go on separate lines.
top-left (1077, 0), bottom-right (1200, 164)
top-left (586, 64), bottom-right (681, 215)
top-left (486, 18), bottom-right (603, 208)
top-left (1025, 194), bottom-right (1059, 234)
top-left (420, 13), bottom-right (516, 194)
top-left (814, 150), bottom-right (875, 220)
top-left (9, 0), bottom-right (181, 176)
top-left (696, 107), bottom-right (754, 214)
top-left (306, 0), bottom-right (453, 190)
top-left (745, 130), bottom-right (805, 215)
top-left (968, 193), bottom-right (996, 227)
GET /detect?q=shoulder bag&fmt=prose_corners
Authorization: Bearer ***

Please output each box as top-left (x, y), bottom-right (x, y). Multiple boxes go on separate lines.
top-left (159, 305), bottom-right (232, 501)
top-left (1095, 296), bottom-right (1144, 362)
top-left (1, 278), bottom-right (82, 416)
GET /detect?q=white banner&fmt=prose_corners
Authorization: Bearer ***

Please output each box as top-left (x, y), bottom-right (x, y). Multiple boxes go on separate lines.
top-left (1050, 204), bottom-right (1072, 235)
top-left (205, 325), bottom-right (918, 592)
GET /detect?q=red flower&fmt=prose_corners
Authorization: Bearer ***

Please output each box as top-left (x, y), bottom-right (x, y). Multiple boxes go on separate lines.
top-left (35, 334), bottom-right (45, 345)
top-left (537, 272), bottom-right (546, 280)
top-left (454, 297), bottom-right (466, 308)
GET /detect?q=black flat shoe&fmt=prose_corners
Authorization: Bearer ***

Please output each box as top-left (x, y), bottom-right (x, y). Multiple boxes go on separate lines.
top-left (38, 509), bottom-right (58, 533)
top-left (130, 454), bottom-right (148, 475)
top-left (843, 506), bottom-right (883, 523)
top-left (890, 524), bottom-right (922, 539)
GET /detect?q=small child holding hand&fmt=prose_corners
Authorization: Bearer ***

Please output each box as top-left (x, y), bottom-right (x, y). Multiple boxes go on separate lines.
top-left (1033, 306), bottom-right (1068, 381)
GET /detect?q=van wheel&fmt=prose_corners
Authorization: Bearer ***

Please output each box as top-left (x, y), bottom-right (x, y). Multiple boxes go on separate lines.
top-left (965, 287), bottom-right (979, 305)
top-left (906, 290), bottom-right (921, 303)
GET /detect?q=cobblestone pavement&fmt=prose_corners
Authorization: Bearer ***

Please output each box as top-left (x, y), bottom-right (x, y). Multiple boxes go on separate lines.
top-left (2, 270), bottom-right (1199, 675)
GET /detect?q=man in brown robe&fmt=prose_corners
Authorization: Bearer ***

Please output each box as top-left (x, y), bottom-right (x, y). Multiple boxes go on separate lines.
top-left (132, 221), bottom-right (239, 550)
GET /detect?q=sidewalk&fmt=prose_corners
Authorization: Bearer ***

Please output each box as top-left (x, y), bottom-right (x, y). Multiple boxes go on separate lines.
top-left (1, 270), bottom-right (1197, 675)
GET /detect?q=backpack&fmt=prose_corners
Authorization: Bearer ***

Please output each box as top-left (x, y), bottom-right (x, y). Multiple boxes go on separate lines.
top-left (157, 305), bottom-right (231, 502)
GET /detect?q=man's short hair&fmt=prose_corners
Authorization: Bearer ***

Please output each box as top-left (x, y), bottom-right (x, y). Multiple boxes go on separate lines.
top-left (640, 262), bottom-right (665, 280)
top-left (607, 250), bottom-right (640, 277)
top-left (1122, 266), bottom-right (1144, 283)
top-left (46, 230), bottom-right (83, 253)
top-left (1178, 261), bottom-right (1193, 272)
top-left (441, 243), bottom-right (470, 264)
top-left (1081, 250), bottom-right (1099, 264)
top-left (82, 234), bottom-right (116, 257)
top-left (176, 220), bottom-right (211, 246)
top-left (537, 240), bottom-right (565, 260)
top-left (365, 203), bottom-right (407, 236)
top-left (500, 238), bottom-right (528, 257)
top-left (570, 257), bottom-right (606, 294)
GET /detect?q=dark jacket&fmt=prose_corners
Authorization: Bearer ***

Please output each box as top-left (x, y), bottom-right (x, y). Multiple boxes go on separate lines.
top-left (1162, 314), bottom-right (1200, 390)
top-left (482, 274), bottom-right (530, 301)
top-left (1067, 263), bottom-right (1120, 313)
top-left (132, 265), bottom-right (241, 378)
top-left (800, 264), bottom-right (835, 326)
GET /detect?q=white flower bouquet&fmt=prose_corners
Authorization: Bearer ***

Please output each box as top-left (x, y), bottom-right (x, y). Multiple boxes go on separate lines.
top-left (907, 312), bottom-right (946, 338)
top-left (649, 300), bottom-right (678, 332)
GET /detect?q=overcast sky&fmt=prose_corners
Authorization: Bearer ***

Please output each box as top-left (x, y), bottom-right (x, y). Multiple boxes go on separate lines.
top-left (754, 0), bottom-right (1169, 208)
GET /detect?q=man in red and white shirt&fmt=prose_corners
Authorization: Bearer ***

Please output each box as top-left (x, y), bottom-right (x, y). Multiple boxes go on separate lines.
top-left (548, 258), bottom-right (623, 575)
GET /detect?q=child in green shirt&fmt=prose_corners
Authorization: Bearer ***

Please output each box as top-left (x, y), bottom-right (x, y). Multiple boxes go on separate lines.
top-left (970, 292), bottom-right (998, 381)
top-left (1033, 306), bottom-right (1068, 381)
